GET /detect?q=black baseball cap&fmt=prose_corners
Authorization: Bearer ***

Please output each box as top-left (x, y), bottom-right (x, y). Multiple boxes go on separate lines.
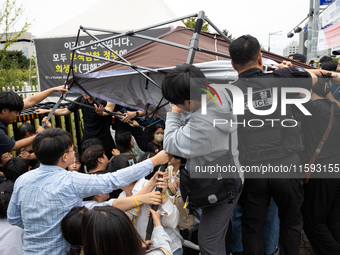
top-left (288, 54), bottom-right (306, 63)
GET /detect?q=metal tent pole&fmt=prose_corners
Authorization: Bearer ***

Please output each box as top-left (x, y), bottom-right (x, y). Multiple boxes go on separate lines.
top-left (70, 13), bottom-right (197, 51)
top-left (186, 11), bottom-right (205, 64)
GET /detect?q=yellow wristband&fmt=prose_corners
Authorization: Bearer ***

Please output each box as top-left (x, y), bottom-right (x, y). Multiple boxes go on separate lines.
top-left (162, 193), bottom-right (167, 199)
top-left (134, 195), bottom-right (139, 207)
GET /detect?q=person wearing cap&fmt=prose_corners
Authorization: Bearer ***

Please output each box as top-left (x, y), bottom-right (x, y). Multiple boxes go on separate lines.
top-left (332, 50), bottom-right (340, 72)
top-left (288, 53), bottom-right (306, 64)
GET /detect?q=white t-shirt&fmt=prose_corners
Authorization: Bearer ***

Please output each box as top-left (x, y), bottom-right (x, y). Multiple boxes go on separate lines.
top-left (82, 199), bottom-right (115, 210)
top-left (119, 178), bottom-right (182, 253)
top-left (0, 218), bottom-right (24, 255)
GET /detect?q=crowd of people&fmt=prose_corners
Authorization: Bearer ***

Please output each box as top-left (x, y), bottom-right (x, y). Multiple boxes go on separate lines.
top-left (0, 34), bottom-right (340, 255)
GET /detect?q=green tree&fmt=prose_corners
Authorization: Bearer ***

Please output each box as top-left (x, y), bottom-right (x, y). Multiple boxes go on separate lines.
top-left (182, 17), bottom-right (209, 31)
top-left (222, 29), bottom-right (234, 40)
top-left (0, 1), bottom-right (35, 90)
top-left (0, 50), bottom-right (30, 69)
top-left (0, 0), bottom-right (32, 61)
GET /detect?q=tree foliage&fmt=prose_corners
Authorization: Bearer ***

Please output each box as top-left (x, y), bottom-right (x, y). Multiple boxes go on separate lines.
top-left (0, 0), bottom-right (32, 60)
top-left (182, 18), bottom-right (209, 31)
top-left (222, 29), bottom-right (234, 40)
top-left (0, 1), bottom-right (35, 90)
top-left (0, 50), bottom-right (30, 69)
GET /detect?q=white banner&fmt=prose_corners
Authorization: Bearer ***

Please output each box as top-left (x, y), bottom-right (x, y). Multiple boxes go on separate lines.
top-left (322, 0), bottom-right (340, 27)
top-left (318, 20), bottom-right (340, 51)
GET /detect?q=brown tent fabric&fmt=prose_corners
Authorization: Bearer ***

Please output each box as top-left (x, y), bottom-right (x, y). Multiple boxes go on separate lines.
top-left (90, 26), bottom-right (230, 72)
top-left (90, 26), bottom-right (313, 73)
top-left (71, 27), bottom-right (314, 119)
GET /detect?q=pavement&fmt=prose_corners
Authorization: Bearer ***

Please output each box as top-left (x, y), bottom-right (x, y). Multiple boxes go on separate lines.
top-left (299, 230), bottom-right (315, 255)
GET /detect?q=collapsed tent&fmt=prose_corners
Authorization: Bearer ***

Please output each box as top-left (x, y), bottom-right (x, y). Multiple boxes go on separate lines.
top-left (69, 26), bottom-right (234, 119)
top-left (68, 24), bottom-right (313, 120)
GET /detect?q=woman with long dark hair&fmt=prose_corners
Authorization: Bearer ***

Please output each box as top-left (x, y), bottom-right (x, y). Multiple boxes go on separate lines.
top-left (61, 206), bottom-right (88, 255)
top-left (82, 206), bottom-right (171, 255)
top-left (115, 131), bottom-right (145, 161)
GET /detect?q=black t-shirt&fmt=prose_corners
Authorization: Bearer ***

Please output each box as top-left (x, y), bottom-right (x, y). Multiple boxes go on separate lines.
top-left (296, 99), bottom-right (340, 158)
top-left (0, 119), bottom-right (15, 155)
top-left (67, 96), bottom-right (111, 138)
top-left (146, 141), bottom-right (162, 153)
top-left (234, 67), bottom-right (312, 164)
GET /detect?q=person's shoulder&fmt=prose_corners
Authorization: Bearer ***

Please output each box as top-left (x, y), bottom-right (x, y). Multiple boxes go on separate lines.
top-left (0, 119), bottom-right (7, 130)
top-left (133, 178), bottom-right (147, 193)
top-left (147, 141), bottom-right (156, 148)
top-left (13, 169), bottom-right (38, 187)
top-left (273, 67), bottom-right (310, 78)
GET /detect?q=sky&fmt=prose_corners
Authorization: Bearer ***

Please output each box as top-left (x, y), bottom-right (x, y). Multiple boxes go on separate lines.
top-left (11, 0), bottom-right (317, 56)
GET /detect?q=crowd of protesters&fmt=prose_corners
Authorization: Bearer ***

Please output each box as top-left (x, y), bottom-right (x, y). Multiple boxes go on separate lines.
top-left (1, 34), bottom-right (340, 255)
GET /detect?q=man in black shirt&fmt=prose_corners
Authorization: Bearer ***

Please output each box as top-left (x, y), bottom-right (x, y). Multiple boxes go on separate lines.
top-left (36, 94), bottom-right (115, 158)
top-left (228, 35), bottom-right (318, 255)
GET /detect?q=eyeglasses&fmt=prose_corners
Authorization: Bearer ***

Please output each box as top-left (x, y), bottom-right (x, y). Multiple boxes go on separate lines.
top-left (65, 147), bottom-right (76, 153)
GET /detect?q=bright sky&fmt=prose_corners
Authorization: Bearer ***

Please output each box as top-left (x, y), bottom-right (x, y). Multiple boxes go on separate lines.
top-left (13, 0), bottom-right (317, 55)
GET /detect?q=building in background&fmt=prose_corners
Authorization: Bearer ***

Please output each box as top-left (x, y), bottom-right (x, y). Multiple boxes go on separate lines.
top-left (0, 32), bottom-right (36, 59)
top-left (283, 41), bottom-right (299, 57)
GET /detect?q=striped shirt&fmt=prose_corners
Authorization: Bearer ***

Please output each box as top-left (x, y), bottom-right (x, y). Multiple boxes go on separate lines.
top-left (7, 160), bottom-right (154, 255)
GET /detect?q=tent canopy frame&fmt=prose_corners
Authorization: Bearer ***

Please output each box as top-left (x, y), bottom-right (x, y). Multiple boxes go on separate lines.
top-left (45, 10), bottom-right (232, 130)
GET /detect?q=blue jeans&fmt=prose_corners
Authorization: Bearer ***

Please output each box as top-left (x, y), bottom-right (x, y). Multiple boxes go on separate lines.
top-left (231, 198), bottom-right (279, 254)
top-left (173, 248), bottom-right (183, 255)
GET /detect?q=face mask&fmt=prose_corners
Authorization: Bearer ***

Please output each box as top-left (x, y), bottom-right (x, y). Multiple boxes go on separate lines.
top-left (154, 134), bottom-right (164, 142)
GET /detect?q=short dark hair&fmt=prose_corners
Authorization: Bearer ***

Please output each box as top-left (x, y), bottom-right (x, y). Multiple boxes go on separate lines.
top-left (173, 155), bottom-right (187, 165)
top-left (33, 128), bottom-right (73, 165)
top-left (2, 157), bottom-right (29, 182)
top-left (82, 206), bottom-right (144, 255)
top-left (81, 145), bottom-right (105, 171)
top-left (0, 91), bottom-right (24, 112)
top-left (229, 35), bottom-right (261, 71)
top-left (17, 122), bottom-right (36, 140)
top-left (161, 63), bottom-right (207, 105)
top-left (81, 138), bottom-right (103, 154)
top-left (152, 124), bottom-right (165, 135)
top-left (319, 56), bottom-right (333, 64)
top-left (115, 132), bottom-right (133, 153)
top-left (107, 154), bottom-right (136, 173)
top-left (321, 61), bottom-right (338, 71)
top-left (0, 180), bottom-right (14, 218)
top-left (61, 206), bottom-right (88, 255)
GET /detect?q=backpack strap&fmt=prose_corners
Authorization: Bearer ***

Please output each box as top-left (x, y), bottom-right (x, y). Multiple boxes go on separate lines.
top-left (159, 248), bottom-right (172, 255)
top-left (146, 248), bottom-right (172, 255)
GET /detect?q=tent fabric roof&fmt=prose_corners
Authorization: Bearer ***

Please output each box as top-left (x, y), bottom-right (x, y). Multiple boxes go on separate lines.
top-left (89, 26), bottom-right (313, 74)
top-left (38, 0), bottom-right (183, 38)
top-left (91, 27), bottom-right (230, 72)
top-left (70, 27), bottom-right (314, 119)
